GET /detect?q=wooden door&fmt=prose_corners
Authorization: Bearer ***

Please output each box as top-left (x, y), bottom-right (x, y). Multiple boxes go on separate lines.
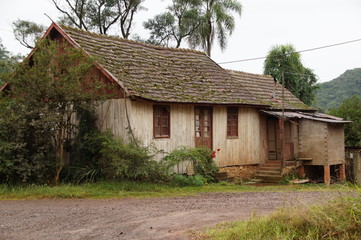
top-left (267, 118), bottom-right (278, 160)
top-left (195, 107), bottom-right (212, 149)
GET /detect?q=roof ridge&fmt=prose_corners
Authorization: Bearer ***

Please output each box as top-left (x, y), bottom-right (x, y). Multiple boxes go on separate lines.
top-left (227, 69), bottom-right (273, 78)
top-left (60, 24), bottom-right (206, 55)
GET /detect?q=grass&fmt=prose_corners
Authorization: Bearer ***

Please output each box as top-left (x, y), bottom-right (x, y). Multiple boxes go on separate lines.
top-left (197, 186), bottom-right (361, 240)
top-left (0, 181), bottom-right (357, 200)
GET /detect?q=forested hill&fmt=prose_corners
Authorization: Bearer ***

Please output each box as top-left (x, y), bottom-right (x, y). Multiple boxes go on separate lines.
top-left (315, 68), bottom-right (361, 111)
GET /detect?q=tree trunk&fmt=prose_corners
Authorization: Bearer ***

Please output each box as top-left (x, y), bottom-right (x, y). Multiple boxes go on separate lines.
top-left (54, 120), bottom-right (66, 185)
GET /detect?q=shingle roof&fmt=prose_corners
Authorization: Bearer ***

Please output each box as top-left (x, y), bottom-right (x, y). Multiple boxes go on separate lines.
top-left (57, 24), bottom-right (312, 110)
top-left (61, 25), bottom-right (260, 105)
top-left (228, 70), bottom-right (313, 110)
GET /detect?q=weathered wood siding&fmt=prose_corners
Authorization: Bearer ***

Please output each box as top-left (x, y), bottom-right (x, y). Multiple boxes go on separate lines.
top-left (291, 120), bottom-right (300, 158)
top-left (96, 99), bottom-right (194, 173)
top-left (96, 99), bottom-right (267, 172)
top-left (96, 99), bottom-right (128, 141)
top-left (299, 119), bottom-right (328, 165)
top-left (213, 107), bottom-right (267, 167)
top-left (328, 124), bottom-right (345, 165)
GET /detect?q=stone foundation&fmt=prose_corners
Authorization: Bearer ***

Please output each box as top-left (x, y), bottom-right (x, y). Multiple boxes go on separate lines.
top-left (219, 165), bottom-right (259, 180)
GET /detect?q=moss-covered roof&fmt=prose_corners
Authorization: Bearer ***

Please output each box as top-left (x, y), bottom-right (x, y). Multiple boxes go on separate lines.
top-left (58, 25), bottom-right (311, 110)
top-left (228, 70), bottom-right (313, 110)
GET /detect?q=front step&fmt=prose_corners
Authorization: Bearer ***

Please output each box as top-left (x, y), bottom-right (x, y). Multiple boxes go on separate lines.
top-left (253, 160), bottom-right (283, 183)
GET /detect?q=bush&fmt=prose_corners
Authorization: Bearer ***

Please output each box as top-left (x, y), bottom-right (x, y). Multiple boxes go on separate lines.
top-left (73, 130), bottom-right (170, 183)
top-left (170, 174), bottom-right (207, 187)
top-left (0, 98), bottom-right (53, 184)
top-left (163, 146), bottom-right (219, 182)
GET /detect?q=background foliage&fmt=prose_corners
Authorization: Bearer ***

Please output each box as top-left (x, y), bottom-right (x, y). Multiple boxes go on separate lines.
top-left (315, 68), bottom-right (361, 111)
top-left (328, 95), bottom-right (361, 147)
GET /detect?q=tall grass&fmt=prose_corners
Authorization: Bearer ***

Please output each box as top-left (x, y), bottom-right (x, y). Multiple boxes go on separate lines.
top-left (199, 187), bottom-right (361, 240)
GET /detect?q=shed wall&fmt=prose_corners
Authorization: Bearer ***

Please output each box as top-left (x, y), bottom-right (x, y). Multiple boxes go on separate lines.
top-left (327, 124), bottom-right (345, 165)
top-left (299, 119), bottom-right (328, 165)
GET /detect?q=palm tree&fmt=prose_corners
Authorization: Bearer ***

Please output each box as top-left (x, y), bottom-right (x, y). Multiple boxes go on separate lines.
top-left (188, 0), bottom-right (242, 56)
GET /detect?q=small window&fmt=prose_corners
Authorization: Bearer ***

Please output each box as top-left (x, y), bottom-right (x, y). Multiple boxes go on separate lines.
top-left (153, 105), bottom-right (170, 138)
top-left (227, 107), bottom-right (238, 138)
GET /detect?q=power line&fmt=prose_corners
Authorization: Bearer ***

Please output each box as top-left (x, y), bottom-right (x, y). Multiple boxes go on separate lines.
top-left (218, 38), bottom-right (361, 65)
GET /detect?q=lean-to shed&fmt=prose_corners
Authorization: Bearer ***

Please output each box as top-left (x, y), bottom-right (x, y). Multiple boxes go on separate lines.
top-left (264, 111), bottom-right (351, 184)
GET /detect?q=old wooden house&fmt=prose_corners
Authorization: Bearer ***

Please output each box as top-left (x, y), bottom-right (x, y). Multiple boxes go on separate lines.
top-left (2, 23), bottom-right (350, 184)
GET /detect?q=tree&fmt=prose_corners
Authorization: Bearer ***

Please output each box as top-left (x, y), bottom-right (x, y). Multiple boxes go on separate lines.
top-left (263, 44), bottom-right (319, 105)
top-left (328, 95), bottom-right (361, 147)
top-left (12, 20), bottom-right (46, 49)
top-left (1, 39), bottom-right (105, 184)
top-left (143, 0), bottom-right (202, 48)
top-left (0, 38), bottom-right (22, 84)
top-left (52, 0), bottom-right (144, 38)
top-left (188, 0), bottom-right (242, 56)
top-left (0, 40), bottom-right (11, 83)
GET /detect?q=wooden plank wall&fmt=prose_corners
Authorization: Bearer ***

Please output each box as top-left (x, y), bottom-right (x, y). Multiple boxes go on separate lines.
top-left (96, 99), bottom-right (128, 141)
top-left (291, 120), bottom-right (299, 159)
top-left (129, 100), bottom-right (195, 173)
top-left (327, 124), bottom-right (345, 165)
top-left (213, 107), bottom-right (267, 167)
top-left (96, 99), bottom-right (267, 172)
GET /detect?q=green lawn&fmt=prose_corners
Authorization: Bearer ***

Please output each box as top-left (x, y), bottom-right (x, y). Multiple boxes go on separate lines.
top-left (0, 181), bottom-right (356, 200)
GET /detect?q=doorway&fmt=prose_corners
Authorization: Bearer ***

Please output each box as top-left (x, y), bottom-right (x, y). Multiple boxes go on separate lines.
top-left (194, 106), bottom-right (212, 149)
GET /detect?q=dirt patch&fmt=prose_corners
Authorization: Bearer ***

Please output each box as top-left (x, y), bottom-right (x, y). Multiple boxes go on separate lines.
top-left (0, 191), bottom-right (338, 240)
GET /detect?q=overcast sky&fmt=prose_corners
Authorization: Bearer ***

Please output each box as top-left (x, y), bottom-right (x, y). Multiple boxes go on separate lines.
top-left (1, 0), bottom-right (360, 83)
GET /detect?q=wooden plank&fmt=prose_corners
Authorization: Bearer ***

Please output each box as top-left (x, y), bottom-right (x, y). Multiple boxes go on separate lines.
top-left (324, 165), bottom-right (330, 186)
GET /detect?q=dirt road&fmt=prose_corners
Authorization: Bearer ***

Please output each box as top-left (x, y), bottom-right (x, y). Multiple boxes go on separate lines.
top-left (0, 191), bottom-right (335, 240)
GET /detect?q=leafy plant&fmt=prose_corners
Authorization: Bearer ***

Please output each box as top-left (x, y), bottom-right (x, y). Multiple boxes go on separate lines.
top-left (76, 130), bottom-right (170, 182)
top-left (170, 174), bottom-right (206, 186)
top-left (163, 146), bottom-right (218, 182)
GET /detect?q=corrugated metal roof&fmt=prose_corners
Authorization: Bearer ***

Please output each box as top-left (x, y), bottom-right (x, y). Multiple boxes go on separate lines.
top-left (263, 111), bottom-right (352, 124)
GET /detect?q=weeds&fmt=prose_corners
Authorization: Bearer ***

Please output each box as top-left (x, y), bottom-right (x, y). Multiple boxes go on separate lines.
top-left (199, 186), bottom-right (361, 240)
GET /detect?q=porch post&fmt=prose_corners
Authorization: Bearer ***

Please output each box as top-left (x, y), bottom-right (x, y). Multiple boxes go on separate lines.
top-left (324, 165), bottom-right (330, 186)
top-left (339, 163), bottom-right (346, 182)
top-left (279, 71), bottom-right (285, 170)
top-left (297, 165), bottom-right (305, 178)
top-left (278, 117), bottom-right (285, 169)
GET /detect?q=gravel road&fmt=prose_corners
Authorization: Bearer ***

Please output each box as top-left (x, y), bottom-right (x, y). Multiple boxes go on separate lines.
top-left (0, 191), bottom-right (336, 240)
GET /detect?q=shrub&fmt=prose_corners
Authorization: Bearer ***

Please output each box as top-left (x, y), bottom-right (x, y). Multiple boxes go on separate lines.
top-left (0, 98), bottom-right (53, 184)
top-left (170, 174), bottom-right (206, 187)
top-left (74, 130), bottom-right (170, 183)
top-left (163, 146), bottom-right (219, 182)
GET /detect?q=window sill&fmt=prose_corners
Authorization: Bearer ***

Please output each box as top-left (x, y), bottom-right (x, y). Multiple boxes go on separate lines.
top-left (227, 136), bottom-right (238, 139)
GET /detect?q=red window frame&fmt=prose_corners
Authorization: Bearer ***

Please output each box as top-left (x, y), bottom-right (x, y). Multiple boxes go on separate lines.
top-left (227, 107), bottom-right (238, 138)
top-left (153, 105), bottom-right (170, 138)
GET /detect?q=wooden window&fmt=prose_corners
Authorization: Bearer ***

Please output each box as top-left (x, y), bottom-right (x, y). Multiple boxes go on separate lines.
top-left (153, 105), bottom-right (170, 138)
top-left (227, 107), bottom-right (238, 138)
